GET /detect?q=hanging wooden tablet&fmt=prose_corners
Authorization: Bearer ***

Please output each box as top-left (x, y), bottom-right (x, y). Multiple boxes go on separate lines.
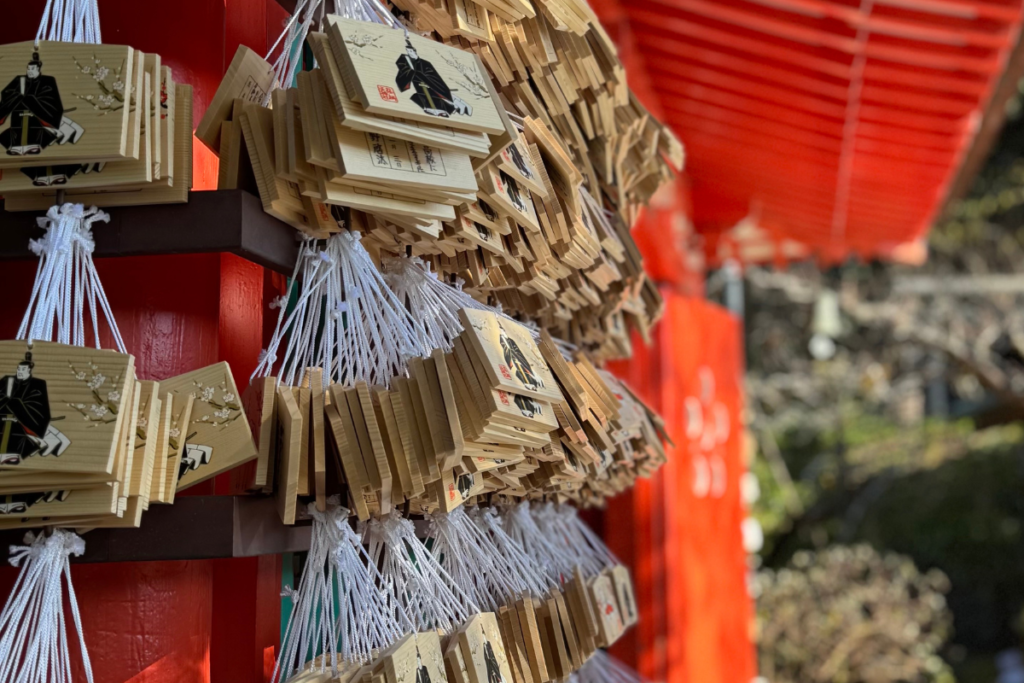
top-left (243, 375), bottom-right (277, 490)
top-left (586, 572), bottom-right (624, 647)
top-left (457, 310), bottom-right (561, 403)
top-left (0, 341), bottom-right (133, 477)
top-left (294, 385), bottom-right (311, 496)
top-left (477, 164), bottom-right (540, 233)
top-left (130, 380), bottom-right (160, 507)
top-left (3, 83), bottom-right (193, 209)
top-left (610, 565), bottom-right (637, 628)
top-left (275, 386), bottom-right (303, 525)
top-left (496, 140), bottom-right (547, 198)
top-left (458, 613), bottom-right (515, 683)
top-left (147, 396), bottom-right (170, 503)
top-left (160, 389), bottom-right (194, 504)
top-left (0, 42), bottom-right (134, 168)
top-left (309, 372), bottom-right (328, 511)
top-left (160, 362), bottom-right (256, 490)
top-left (326, 17), bottom-right (505, 135)
top-left (415, 631), bottom-right (449, 683)
top-left (196, 45), bottom-right (275, 152)
top-left (514, 595), bottom-right (548, 683)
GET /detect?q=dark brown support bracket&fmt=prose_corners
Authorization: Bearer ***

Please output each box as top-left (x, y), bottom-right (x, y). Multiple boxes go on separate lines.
top-left (0, 190), bottom-right (299, 275)
top-left (0, 496), bottom-right (312, 564)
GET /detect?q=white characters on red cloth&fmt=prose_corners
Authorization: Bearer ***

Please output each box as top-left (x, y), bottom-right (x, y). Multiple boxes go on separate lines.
top-left (684, 366), bottom-right (729, 499)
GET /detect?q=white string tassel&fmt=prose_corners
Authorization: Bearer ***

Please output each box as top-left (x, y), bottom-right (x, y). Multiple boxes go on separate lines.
top-left (0, 530), bottom-right (92, 683)
top-left (332, 507), bottom-right (410, 663)
top-left (273, 498), bottom-right (411, 682)
top-left (501, 501), bottom-right (569, 585)
top-left (382, 254), bottom-right (542, 351)
top-left (428, 506), bottom-right (551, 612)
top-left (535, 503), bottom-right (617, 578)
top-left (36, 0), bottom-right (102, 44)
top-left (17, 203), bottom-right (126, 353)
top-left (253, 233), bottom-right (424, 389)
top-left (365, 511), bottom-right (479, 634)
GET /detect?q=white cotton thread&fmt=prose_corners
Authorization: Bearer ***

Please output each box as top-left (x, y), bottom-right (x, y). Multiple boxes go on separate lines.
top-left (17, 204), bottom-right (126, 354)
top-left (0, 530), bottom-right (92, 683)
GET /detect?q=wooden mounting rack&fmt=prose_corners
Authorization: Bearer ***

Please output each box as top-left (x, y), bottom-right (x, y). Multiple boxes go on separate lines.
top-left (0, 496), bottom-right (312, 564)
top-left (0, 190), bottom-right (299, 275)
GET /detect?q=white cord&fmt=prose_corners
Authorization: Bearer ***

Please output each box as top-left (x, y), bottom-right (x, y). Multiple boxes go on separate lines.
top-left (36, 0), bottom-right (101, 44)
top-left (17, 204), bottom-right (126, 353)
top-left (365, 511), bottom-right (479, 634)
top-left (0, 530), bottom-right (92, 683)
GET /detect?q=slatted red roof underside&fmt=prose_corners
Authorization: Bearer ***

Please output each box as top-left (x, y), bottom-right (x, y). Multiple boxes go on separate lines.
top-left (590, 0), bottom-right (1024, 262)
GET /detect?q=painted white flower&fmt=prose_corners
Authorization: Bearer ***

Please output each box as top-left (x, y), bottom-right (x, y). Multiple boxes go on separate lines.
top-left (74, 371), bottom-right (86, 381)
top-left (214, 408), bottom-right (232, 420)
top-left (169, 428), bottom-right (181, 439)
top-left (106, 390), bottom-right (120, 403)
top-left (74, 403), bottom-right (86, 410)
top-left (94, 66), bottom-right (109, 81)
top-left (81, 65), bottom-right (92, 74)
top-left (112, 80), bottom-right (124, 94)
top-left (201, 387), bottom-right (215, 402)
top-left (86, 374), bottom-right (106, 390)
top-left (201, 414), bottom-right (210, 422)
top-left (222, 393), bottom-right (236, 404)
top-left (99, 94), bottom-right (114, 107)
top-left (90, 404), bottom-right (109, 418)
top-left (138, 418), bottom-right (148, 429)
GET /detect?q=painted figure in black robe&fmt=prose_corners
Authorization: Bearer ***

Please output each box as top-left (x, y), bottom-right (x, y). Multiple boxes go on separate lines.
top-left (514, 394), bottom-right (540, 418)
top-left (483, 641), bottom-right (504, 683)
top-left (500, 171), bottom-right (527, 213)
top-left (457, 473), bottom-right (474, 499)
top-left (0, 353), bottom-right (51, 465)
top-left (499, 327), bottom-right (543, 392)
top-left (0, 52), bottom-right (63, 156)
top-left (415, 650), bottom-right (431, 683)
top-left (395, 37), bottom-right (472, 118)
top-left (507, 143), bottom-right (532, 180)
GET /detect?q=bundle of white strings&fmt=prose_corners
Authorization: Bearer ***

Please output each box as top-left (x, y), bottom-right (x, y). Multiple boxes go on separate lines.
top-left (382, 255), bottom-right (497, 354)
top-left (535, 503), bottom-right (618, 579)
top-left (274, 499), bottom-right (410, 683)
top-left (17, 203), bottom-right (126, 353)
top-left (36, 0), bottom-right (101, 44)
top-left (428, 506), bottom-right (552, 613)
top-left (365, 511), bottom-right (478, 634)
top-left (0, 530), bottom-right (92, 683)
top-left (253, 232), bottom-right (422, 389)
top-left (501, 501), bottom-right (569, 585)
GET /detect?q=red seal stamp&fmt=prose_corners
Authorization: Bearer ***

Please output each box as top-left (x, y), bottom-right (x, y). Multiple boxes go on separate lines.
top-left (499, 364), bottom-right (512, 380)
top-left (377, 85), bottom-right (398, 103)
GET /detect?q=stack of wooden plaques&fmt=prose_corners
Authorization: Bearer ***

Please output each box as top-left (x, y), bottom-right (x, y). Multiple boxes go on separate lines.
top-left (198, 4), bottom-right (679, 360)
top-left (0, 341), bottom-right (257, 530)
top-left (247, 308), bottom-right (667, 525)
top-left (0, 41), bottom-right (193, 211)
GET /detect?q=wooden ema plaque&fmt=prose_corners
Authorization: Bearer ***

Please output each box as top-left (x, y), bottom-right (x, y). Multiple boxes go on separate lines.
top-left (0, 340), bottom-right (133, 477)
top-left (160, 362), bottom-right (257, 490)
top-left (326, 16), bottom-right (505, 135)
top-left (0, 42), bottom-right (133, 170)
